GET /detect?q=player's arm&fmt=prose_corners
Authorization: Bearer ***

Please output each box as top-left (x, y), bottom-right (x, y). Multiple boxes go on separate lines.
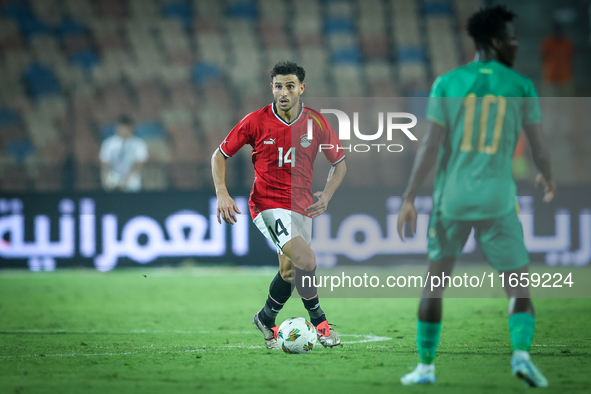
top-left (523, 123), bottom-right (556, 202)
top-left (397, 122), bottom-right (446, 240)
top-left (211, 149), bottom-right (241, 225)
top-left (305, 160), bottom-right (346, 218)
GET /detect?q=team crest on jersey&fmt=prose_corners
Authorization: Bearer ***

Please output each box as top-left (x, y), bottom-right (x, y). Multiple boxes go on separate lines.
top-left (300, 134), bottom-right (311, 148)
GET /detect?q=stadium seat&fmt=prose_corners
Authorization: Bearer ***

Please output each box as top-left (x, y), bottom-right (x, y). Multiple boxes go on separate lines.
top-left (226, 1), bottom-right (258, 21)
top-left (0, 19), bottom-right (24, 51)
top-left (259, 0), bottom-right (286, 23)
top-left (423, 1), bottom-right (454, 17)
top-left (326, 1), bottom-right (354, 19)
top-left (328, 32), bottom-right (357, 51)
top-left (5, 138), bottom-right (35, 163)
top-left (162, 1), bottom-right (193, 28)
top-left (161, 108), bottom-right (192, 128)
top-left (57, 16), bottom-right (87, 40)
top-left (0, 107), bottom-right (21, 130)
top-left (332, 47), bottom-right (362, 65)
top-left (37, 96), bottom-right (67, 121)
top-left (397, 47), bottom-right (427, 63)
top-left (360, 32), bottom-right (388, 57)
top-left (64, 0), bottom-right (95, 23)
top-left (325, 18), bottom-right (355, 35)
top-left (4, 1), bottom-right (35, 22)
top-left (31, 0), bottom-right (64, 25)
top-left (23, 63), bottom-right (61, 98)
top-left (365, 61), bottom-right (394, 83)
top-left (96, 0), bottom-right (126, 20)
top-left (135, 121), bottom-right (166, 140)
top-left (69, 50), bottom-right (100, 75)
top-left (168, 85), bottom-right (198, 111)
top-left (191, 63), bottom-right (222, 85)
top-left (146, 139), bottom-right (172, 163)
top-left (193, 0), bottom-right (222, 20)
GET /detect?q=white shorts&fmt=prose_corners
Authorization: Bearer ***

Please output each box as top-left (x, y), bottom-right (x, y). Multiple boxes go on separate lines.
top-left (253, 208), bottom-right (312, 254)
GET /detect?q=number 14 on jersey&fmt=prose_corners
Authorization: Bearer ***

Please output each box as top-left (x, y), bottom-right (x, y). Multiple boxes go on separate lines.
top-left (278, 147), bottom-right (295, 167)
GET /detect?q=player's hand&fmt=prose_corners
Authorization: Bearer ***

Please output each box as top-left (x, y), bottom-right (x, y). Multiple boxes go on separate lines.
top-left (216, 192), bottom-right (241, 225)
top-left (305, 191), bottom-right (330, 218)
top-left (397, 200), bottom-right (417, 241)
top-left (535, 173), bottom-right (556, 203)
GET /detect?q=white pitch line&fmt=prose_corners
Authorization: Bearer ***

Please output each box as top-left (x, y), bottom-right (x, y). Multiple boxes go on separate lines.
top-left (0, 334), bottom-right (392, 359)
top-left (531, 344), bottom-right (567, 347)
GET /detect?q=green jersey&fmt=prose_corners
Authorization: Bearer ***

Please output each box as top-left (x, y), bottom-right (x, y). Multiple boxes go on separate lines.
top-left (426, 60), bottom-right (541, 220)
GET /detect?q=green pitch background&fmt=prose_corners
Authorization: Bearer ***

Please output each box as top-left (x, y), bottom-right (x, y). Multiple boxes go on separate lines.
top-left (1, 267), bottom-right (590, 393)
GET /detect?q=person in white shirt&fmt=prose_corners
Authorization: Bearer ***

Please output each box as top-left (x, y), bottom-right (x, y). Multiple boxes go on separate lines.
top-left (99, 115), bottom-right (148, 192)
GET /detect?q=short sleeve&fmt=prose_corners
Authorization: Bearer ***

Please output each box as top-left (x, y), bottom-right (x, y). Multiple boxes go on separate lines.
top-left (320, 115), bottom-right (345, 165)
top-left (426, 76), bottom-right (447, 127)
top-left (522, 79), bottom-right (542, 126)
top-left (219, 115), bottom-right (251, 157)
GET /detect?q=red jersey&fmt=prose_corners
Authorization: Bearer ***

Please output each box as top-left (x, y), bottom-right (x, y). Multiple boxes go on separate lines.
top-left (219, 102), bottom-right (345, 218)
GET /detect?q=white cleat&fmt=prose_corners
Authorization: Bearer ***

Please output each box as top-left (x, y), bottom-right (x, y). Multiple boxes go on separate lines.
top-left (252, 311), bottom-right (280, 350)
top-left (316, 321), bottom-right (341, 348)
top-left (511, 351), bottom-right (549, 388)
top-left (401, 363), bottom-right (436, 385)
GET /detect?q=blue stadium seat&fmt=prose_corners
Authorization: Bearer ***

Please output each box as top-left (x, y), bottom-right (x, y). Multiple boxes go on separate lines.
top-left (325, 18), bottom-right (354, 35)
top-left (332, 47), bottom-right (361, 64)
top-left (191, 63), bottom-right (222, 85)
top-left (226, 1), bottom-right (258, 20)
top-left (3, 1), bottom-right (34, 23)
top-left (100, 123), bottom-right (117, 140)
top-left (57, 17), bottom-right (87, 40)
top-left (5, 139), bottom-right (35, 163)
top-left (422, 1), bottom-right (454, 16)
top-left (396, 47), bottom-right (427, 63)
top-left (4, 1), bottom-right (50, 39)
top-left (162, 1), bottom-right (193, 28)
top-left (0, 108), bottom-right (21, 130)
top-left (20, 18), bottom-right (50, 39)
top-left (24, 63), bottom-right (61, 98)
top-left (70, 50), bottom-right (100, 74)
top-left (135, 121), bottom-right (166, 140)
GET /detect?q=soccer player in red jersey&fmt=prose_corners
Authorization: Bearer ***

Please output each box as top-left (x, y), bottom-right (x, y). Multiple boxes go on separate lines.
top-left (211, 61), bottom-right (347, 349)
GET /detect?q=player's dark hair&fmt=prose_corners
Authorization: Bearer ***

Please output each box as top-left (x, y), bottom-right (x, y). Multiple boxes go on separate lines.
top-left (467, 5), bottom-right (517, 49)
top-left (117, 114), bottom-right (133, 127)
top-left (271, 61), bottom-right (305, 83)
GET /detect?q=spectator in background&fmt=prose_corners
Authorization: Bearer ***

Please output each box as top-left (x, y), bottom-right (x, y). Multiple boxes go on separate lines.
top-left (99, 115), bottom-right (148, 192)
top-left (540, 22), bottom-right (575, 96)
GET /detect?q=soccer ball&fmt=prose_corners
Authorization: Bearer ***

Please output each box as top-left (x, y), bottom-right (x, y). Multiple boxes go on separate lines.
top-left (277, 317), bottom-right (317, 354)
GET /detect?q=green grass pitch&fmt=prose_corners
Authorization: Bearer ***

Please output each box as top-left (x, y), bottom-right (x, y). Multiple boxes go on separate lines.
top-left (1, 267), bottom-right (590, 393)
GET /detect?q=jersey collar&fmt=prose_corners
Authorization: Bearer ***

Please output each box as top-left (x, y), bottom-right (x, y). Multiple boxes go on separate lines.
top-left (272, 101), bottom-right (304, 126)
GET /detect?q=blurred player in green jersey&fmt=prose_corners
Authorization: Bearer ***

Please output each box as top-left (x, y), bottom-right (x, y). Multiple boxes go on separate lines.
top-left (397, 5), bottom-right (556, 388)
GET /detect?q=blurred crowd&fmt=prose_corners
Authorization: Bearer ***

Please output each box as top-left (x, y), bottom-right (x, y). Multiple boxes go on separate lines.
top-left (0, 0), bottom-right (588, 193)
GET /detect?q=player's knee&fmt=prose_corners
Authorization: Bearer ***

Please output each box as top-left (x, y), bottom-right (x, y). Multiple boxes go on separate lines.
top-left (292, 250), bottom-right (316, 271)
top-left (279, 266), bottom-right (293, 282)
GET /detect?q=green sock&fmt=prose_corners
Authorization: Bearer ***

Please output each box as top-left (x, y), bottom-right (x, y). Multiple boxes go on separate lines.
top-left (509, 313), bottom-right (535, 352)
top-left (417, 320), bottom-right (441, 364)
